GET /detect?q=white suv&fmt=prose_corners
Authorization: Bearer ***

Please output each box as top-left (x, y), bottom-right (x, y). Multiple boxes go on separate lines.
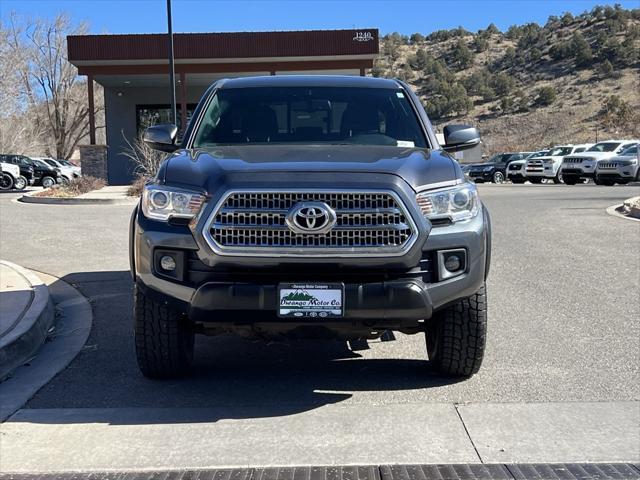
top-left (525, 144), bottom-right (592, 184)
top-left (562, 140), bottom-right (639, 185)
top-left (1, 162), bottom-right (23, 190)
top-left (595, 143), bottom-right (639, 185)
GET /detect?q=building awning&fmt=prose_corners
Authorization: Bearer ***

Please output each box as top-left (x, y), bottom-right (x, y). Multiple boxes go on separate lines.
top-left (67, 29), bottom-right (379, 77)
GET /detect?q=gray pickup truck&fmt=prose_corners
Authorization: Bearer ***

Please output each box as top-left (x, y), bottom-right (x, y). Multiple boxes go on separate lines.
top-left (130, 75), bottom-right (491, 379)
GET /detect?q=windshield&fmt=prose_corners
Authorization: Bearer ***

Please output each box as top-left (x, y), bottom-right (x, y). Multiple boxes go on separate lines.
top-left (548, 147), bottom-right (572, 156)
top-left (619, 145), bottom-right (638, 156)
top-left (587, 142), bottom-right (620, 152)
top-left (487, 153), bottom-right (512, 163)
top-left (529, 151), bottom-right (548, 158)
top-left (31, 159), bottom-right (49, 168)
top-left (192, 87), bottom-right (428, 148)
top-left (44, 159), bottom-right (58, 167)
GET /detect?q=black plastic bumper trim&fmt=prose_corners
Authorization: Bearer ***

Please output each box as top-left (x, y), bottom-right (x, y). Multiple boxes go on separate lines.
top-left (189, 278), bottom-right (432, 323)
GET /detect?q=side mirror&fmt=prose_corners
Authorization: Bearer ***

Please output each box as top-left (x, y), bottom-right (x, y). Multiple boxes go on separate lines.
top-left (442, 124), bottom-right (481, 152)
top-left (143, 124), bottom-right (179, 152)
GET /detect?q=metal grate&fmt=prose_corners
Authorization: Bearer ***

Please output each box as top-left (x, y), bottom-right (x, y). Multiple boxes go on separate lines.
top-left (206, 190), bottom-right (416, 256)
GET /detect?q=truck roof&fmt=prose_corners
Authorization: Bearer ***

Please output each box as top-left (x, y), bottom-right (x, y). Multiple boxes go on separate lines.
top-left (216, 75), bottom-right (403, 90)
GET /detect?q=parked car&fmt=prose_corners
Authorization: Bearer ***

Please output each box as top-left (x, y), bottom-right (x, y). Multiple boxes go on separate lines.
top-left (467, 152), bottom-right (523, 183)
top-left (0, 154), bottom-right (35, 188)
top-left (524, 144), bottom-right (592, 184)
top-left (594, 143), bottom-right (639, 185)
top-left (562, 140), bottom-right (640, 185)
top-left (130, 75), bottom-right (491, 379)
top-left (0, 162), bottom-right (22, 190)
top-left (501, 151), bottom-right (533, 183)
top-left (34, 157), bottom-right (81, 184)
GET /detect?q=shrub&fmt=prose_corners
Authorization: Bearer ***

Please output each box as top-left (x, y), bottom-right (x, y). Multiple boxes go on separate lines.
top-left (451, 39), bottom-right (474, 70)
top-left (409, 32), bottom-right (424, 44)
top-left (35, 175), bottom-right (106, 198)
top-left (473, 36), bottom-right (489, 53)
top-left (571, 32), bottom-right (593, 67)
top-left (127, 175), bottom-right (150, 197)
top-left (535, 86), bottom-right (557, 106)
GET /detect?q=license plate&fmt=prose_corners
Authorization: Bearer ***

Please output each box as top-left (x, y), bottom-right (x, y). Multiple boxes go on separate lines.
top-left (278, 283), bottom-right (344, 318)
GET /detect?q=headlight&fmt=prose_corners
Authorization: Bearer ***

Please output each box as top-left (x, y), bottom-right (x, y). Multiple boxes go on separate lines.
top-left (416, 183), bottom-right (480, 223)
top-left (483, 166), bottom-right (493, 172)
top-left (141, 185), bottom-right (206, 221)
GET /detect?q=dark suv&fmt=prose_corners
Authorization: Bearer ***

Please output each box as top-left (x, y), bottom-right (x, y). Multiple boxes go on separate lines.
top-left (467, 153), bottom-right (524, 184)
top-left (130, 76), bottom-right (491, 379)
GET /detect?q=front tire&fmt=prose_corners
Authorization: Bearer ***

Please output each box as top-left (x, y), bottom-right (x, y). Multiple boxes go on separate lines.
top-left (529, 177), bottom-right (542, 184)
top-left (563, 176), bottom-right (577, 185)
top-left (426, 283), bottom-right (487, 377)
top-left (553, 171), bottom-right (563, 184)
top-left (492, 171), bottom-right (505, 184)
top-left (41, 176), bottom-right (56, 188)
top-left (14, 176), bottom-right (27, 190)
top-left (511, 178), bottom-right (526, 184)
top-left (134, 286), bottom-right (194, 379)
top-left (0, 173), bottom-right (14, 190)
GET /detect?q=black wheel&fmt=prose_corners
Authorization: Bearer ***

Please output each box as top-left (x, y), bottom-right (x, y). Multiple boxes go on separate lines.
top-left (41, 176), bottom-right (56, 188)
top-left (511, 178), bottom-right (525, 184)
top-left (134, 286), bottom-right (194, 379)
top-left (60, 176), bottom-right (70, 186)
top-left (529, 177), bottom-right (542, 184)
top-left (0, 173), bottom-right (14, 190)
top-left (563, 176), bottom-right (577, 185)
top-left (553, 171), bottom-right (563, 184)
top-left (492, 171), bottom-right (505, 184)
top-left (425, 283), bottom-right (487, 377)
top-left (14, 175), bottom-right (27, 190)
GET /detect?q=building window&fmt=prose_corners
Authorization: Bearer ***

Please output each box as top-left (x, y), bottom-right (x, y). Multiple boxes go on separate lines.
top-left (136, 104), bottom-right (197, 134)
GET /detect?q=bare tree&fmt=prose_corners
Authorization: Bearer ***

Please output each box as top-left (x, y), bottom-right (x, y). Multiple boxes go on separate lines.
top-left (3, 13), bottom-right (103, 159)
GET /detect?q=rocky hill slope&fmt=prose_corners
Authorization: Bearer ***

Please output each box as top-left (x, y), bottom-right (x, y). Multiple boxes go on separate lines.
top-left (374, 4), bottom-right (640, 154)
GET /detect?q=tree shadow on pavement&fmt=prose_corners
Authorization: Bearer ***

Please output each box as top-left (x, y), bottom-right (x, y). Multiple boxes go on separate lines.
top-left (21, 270), bottom-right (464, 424)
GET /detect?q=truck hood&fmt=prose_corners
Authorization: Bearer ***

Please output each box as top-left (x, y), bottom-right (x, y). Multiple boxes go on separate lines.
top-left (161, 145), bottom-right (460, 192)
top-left (565, 151), bottom-right (619, 160)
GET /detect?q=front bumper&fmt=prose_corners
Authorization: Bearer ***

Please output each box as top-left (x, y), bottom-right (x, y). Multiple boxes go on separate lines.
top-left (524, 168), bottom-right (554, 178)
top-left (596, 167), bottom-right (637, 181)
top-left (562, 162), bottom-right (597, 177)
top-left (468, 171), bottom-right (493, 182)
top-left (132, 201), bottom-right (490, 327)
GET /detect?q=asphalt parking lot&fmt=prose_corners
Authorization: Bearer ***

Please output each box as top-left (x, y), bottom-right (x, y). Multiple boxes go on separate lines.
top-left (0, 183), bottom-right (638, 409)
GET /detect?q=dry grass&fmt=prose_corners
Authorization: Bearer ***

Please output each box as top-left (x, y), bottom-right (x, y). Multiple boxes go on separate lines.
top-left (34, 176), bottom-right (106, 198)
top-left (127, 175), bottom-right (149, 197)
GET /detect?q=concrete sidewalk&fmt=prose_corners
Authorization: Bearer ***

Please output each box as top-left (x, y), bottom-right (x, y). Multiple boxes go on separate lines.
top-left (1, 401), bottom-right (637, 473)
top-left (0, 260), bottom-right (53, 380)
top-left (77, 185), bottom-right (137, 203)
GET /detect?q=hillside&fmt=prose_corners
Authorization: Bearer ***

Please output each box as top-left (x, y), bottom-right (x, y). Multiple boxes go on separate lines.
top-left (374, 4), bottom-right (640, 154)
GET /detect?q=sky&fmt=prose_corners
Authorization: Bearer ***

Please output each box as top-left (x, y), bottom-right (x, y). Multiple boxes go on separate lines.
top-left (1, 0), bottom-right (637, 35)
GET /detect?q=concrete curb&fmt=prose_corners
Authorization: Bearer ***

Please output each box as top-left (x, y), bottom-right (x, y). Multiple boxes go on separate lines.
top-left (0, 260), bottom-right (54, 381)
top-left (606, 204), bottom-right (640, 223)
top-left (0, 271), bottom-right (92, 421)
top-left (19, 192), bottom-right (137, 205)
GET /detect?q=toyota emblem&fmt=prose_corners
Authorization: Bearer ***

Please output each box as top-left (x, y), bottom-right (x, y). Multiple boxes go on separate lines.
top-left (285, 202), bottom-right (337, 234)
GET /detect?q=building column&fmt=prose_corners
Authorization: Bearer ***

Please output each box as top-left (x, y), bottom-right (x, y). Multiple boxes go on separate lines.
top-left (87, 75), bottom-right (96, 145)
top-left (179, 72), bottom-right (187, 132)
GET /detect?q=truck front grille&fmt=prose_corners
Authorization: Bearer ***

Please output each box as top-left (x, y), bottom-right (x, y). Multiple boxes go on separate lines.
top-left (205, 190), bottom-right (417, 256)
top-left (598, 162), bottom-right (617, 169)
top-left (564, 157), bottom-right (584, 164)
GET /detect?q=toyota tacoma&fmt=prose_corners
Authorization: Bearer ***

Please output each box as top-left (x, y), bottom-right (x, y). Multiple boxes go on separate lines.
top-left (130, 76), bottom-right (491, 379)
